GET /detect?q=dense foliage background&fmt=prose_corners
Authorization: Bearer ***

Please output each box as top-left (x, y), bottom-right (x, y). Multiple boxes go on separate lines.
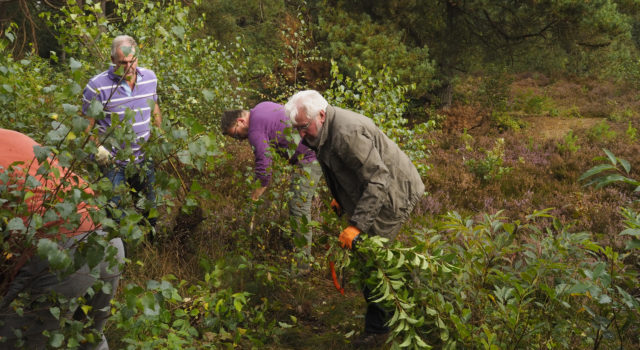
top-left (1, 0), bottom-right (640, 349)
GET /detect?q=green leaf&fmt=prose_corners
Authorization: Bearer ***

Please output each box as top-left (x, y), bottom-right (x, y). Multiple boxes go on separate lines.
top-left (120, 45), bottom-right (133, 56)
top-left (141, 293), bottom-right (159, 316)
top-left (146, 99), bottom-right (156, 115)
top-left (603, 148), bottom-right (617, 166)
top-left (625, 238), bottom-right (640, 250)
top-left (389, 309), bottom-right (401, 325)
top-left (49, 332), bottom-right (64, 348)
top-left (7, 217), bottom-right (26, 233)
top-left (202, 89), bottom-right (214, 102)
top-left (50, 306), bottom-right (60, 320)
top-left (567, 283), bottom-right (589, 294)
top-left (398, 332), bottom-right (412, 347)
top-left (69, 57), bottom-right (82, 72)
top-left (395, 253), bottom-right (405, 268)
top-left (594, 174), bottom-right (634, 189)
top-left (415, 334), bottom-right (431, 348)
top-left (71, 115), bottom-right (89, 132)
top-left (597, 294), bottom-right (612, 304)
top-left (579, 164), bottom-right (616, 181)
top-left (62, 103), bottom-right (79, 115)
top-left (186, 118), bottom-right (205, 134)
top-left (172, 25), bottom-right (185, 38)
top-left (87, 99), bottom-right (103, 118)
top-left (620, 228), bottom-right (640, 238)
top-left (81, 305), bottom-right (92, 315)
top-left (33, 145), bottom-right (50, 162)
top-left (436, 316), bottom-right (446, 329)
top-left (425, 307), bottom-right (438, 316)
top-left (233, 298), bottom-right (244, 312)
top-left (619, 157), bottom-right (631, 174)
top-left (37, 238), bottom-right (71, 270)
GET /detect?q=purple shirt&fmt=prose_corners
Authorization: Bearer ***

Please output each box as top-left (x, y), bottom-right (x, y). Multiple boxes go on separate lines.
top-left (248, 102), bottom-right (316, 186)
top-left (82, 66), bottom-right (158, 163)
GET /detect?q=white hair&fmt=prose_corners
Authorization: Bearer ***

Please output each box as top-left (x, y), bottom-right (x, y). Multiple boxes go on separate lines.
top-left (284, 90), bottom-right (328, 123)
top-left (111, 35), bottom-right (137, 59)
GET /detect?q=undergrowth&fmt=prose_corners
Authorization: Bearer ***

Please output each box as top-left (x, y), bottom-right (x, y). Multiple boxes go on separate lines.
top-left (2, 1), bottom-right (640, 349)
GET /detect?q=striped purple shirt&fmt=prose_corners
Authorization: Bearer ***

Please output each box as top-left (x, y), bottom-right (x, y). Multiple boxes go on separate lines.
top-left (82, 66), bottom-right (158, 163)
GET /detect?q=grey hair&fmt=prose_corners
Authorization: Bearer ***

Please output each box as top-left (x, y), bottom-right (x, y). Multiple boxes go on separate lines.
top-left (284, 90), bottom-right (328, 123)
top-left (111, 35), bottom-right (137, 59)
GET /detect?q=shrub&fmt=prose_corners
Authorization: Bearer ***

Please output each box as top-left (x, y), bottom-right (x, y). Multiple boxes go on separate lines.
top-left (626, 121), bottom-right (637, 142)
top-left (111, 272), bottom-right (273, 349)
top-left (514, 88), bottom-right (556, 115)
top-left (333, 209), bottom-right (640, 349)
top-left (465, 138), bottom-right (512, 182)
top-left (608, 107), bottom-right (634, 122)
top-left (556, 130), bottom-right (581, 154)
top-left (1, 0), bottom-right (258, 347)
top-left (587, 121), bottom-right (617, 142)
top-left (324, 61), bottom-right (435, 177)
top-left (490, 111), bottom-right (526, 132)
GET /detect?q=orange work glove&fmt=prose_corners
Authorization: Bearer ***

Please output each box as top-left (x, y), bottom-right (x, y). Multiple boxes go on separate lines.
top-left (339, 225), bottom-right (361, 249)
top-left (330, 199), bottom-right (343, 217)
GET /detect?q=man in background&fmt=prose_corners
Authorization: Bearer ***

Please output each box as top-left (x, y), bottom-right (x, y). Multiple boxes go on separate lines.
top-left (285, 90), bottom-right (424, 347)
top-left (82, 35), bottom-right (161, 236)
top-left (221, 102), bottom-right (322, 273)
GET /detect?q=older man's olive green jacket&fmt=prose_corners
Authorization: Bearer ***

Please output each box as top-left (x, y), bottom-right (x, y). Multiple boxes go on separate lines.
top-left (309, 105), bottom-right (425, 238)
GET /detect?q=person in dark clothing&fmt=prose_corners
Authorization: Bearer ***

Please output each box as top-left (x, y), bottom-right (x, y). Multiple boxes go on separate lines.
top-left (0, 129), bottom-right (124, 349)
top-left (284, 90), bottom-right (424, 347)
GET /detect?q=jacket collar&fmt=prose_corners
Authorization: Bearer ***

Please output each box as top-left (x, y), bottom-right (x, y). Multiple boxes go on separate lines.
top-left (317, 105), bottom-right (334, 149)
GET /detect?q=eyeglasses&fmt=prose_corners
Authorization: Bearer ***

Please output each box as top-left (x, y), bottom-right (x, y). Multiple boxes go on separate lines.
top-left (117, 56), bottom-right (137, 66)
top-left (231, 123), bottom-right (242, 139)
top-left (293, 118), bottom-right (313, 132)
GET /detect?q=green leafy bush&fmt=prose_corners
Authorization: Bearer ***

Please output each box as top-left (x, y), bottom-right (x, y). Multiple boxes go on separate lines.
top-left (490, 111), bottom-right (526, 132)
top-left (625, 121), bottom-right (637, 142)
top-left (112, 272), bottom-right (272, 349)
top-left (587, 121), bottom-right (617, 142)
top-left (1, 0), bottom-right (258, 347)
top-left (556, 130), bottom-right (581, 154)
top-left (580, 148), bottom-right (639, 194)
top-left (334, 209), bottom-right (640, 349)
top-left (324, 61), bottom-right (434, 177)
top-left (465, 138), bottom-right (512, 182)
top-left (317, 10), bottom-right (436, 99)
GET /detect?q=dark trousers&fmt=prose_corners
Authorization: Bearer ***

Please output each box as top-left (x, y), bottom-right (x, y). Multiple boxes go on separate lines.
top-left (0, 233), bottom-right (124, 349)
top-left (104, 162), bottom-right (157, 227)
top-left (363, 285), bottom-right (391, 334)
top-left (360, 194), bottom-right (421, 335)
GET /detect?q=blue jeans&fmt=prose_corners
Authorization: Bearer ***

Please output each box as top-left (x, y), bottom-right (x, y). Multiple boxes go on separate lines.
top-left (104, 161), bottom-right (157, 227)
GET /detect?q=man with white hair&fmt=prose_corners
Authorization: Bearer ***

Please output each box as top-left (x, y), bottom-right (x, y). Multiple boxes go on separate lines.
top-left (284, 90), bottom-right (424, 347)
top-left (82, 35), bottom-right (162, 235)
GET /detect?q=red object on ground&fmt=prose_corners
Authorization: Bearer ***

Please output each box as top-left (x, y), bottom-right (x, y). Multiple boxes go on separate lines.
top-left (329, 261), bottom-right (345, 295)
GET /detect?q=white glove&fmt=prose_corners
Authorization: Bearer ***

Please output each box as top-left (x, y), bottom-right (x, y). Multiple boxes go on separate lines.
top-left (96, 145), bottom-right (113, 166)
